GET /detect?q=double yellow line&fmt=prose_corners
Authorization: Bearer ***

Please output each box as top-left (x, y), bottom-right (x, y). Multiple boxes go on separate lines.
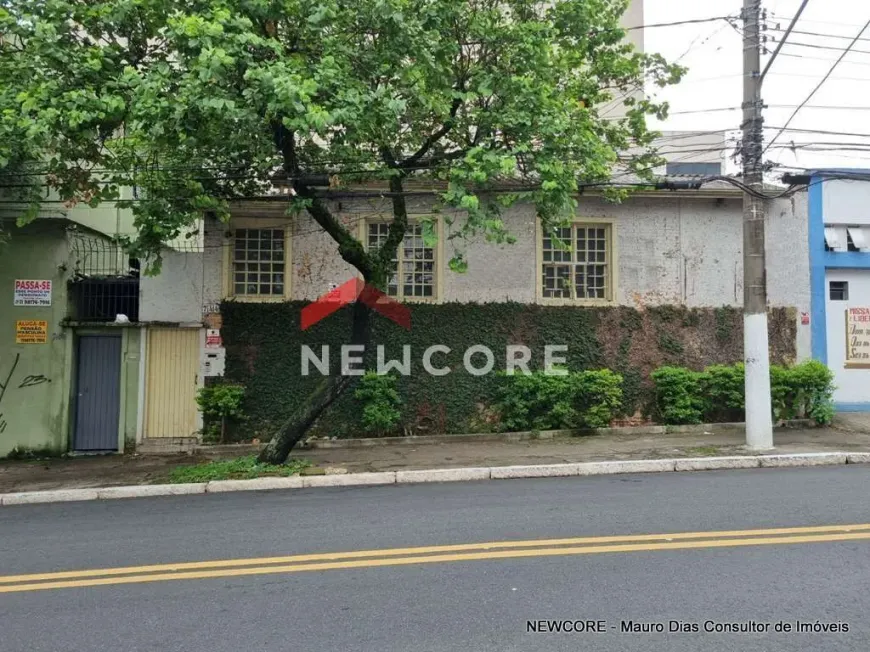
top-left (3, 523), bottom-right (870, 594)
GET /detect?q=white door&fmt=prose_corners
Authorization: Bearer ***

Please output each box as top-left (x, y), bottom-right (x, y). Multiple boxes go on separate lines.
top-left (825, 270), bottom-right (870, 405)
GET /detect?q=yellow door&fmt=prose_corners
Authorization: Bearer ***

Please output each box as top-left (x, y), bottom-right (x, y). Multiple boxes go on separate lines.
top-left (144, 328), bottom-right (201, 438)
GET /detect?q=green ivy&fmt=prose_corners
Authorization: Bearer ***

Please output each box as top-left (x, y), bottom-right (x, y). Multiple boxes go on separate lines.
top-left (219, 302), bottom-right (798, 439)
top-left (714, 307), bottom-right (732, 344)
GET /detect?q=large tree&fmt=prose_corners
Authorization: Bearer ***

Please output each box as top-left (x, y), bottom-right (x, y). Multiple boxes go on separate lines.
top-left (0, 0), bottom-right (681, 462)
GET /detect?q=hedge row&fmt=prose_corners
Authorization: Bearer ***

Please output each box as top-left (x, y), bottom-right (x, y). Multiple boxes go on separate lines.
top-left (650, 360), bottom-right (835, 426)
top-left (219, 302), bottom-right (798, 440)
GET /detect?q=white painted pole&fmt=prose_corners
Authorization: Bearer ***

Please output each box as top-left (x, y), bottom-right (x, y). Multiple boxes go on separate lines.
top-left (744, 313), bottom-right (774, 449)
top-left (742, 0), bottom-right (774, 450)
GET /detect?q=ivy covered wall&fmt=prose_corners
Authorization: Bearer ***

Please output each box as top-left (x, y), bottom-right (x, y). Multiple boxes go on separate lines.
top-left (220, 301), bottom-right (797, 440)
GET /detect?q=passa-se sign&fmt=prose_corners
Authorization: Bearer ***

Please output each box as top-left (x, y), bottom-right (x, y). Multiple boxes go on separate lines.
top-left (13, 280), bottom-right (52, 307)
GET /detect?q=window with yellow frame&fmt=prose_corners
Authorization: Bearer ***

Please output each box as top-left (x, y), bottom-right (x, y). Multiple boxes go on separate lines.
top-left (541, 223), bottom-right (613, 301)
top-left (229, 225), bottom-right (290, 299)
top-left (365, 221), bottom-right (437, 300)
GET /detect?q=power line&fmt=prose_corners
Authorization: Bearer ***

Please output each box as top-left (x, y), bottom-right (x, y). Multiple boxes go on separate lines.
top-left (765, 125), bottom-right (870, 138)
top-left (621, 16), bottom-right (736, 32)
top-left (766, 16), bottom-right (870, 155)
top-left (780, 39), bottom-right (870, 57)
top-left (761, 0), bottom-right (811, 81)
top-left (768, 71), bottom-right (870, 82)
top-left (771, 14), bottom-right (870, 30)
top-left (769, 26), bottom-right (870, 44)
top-left (777, 51), bottom-right (870, 66)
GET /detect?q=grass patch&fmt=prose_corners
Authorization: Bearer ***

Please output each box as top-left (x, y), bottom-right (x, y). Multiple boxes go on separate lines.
top-left (165, 455), bottom-right (311, 484)
top-left (682, 446), bottom-right (723, 457)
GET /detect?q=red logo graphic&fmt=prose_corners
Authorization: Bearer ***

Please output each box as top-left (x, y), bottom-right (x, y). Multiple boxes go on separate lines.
top-left (301, 278), bottom-right (412, 331)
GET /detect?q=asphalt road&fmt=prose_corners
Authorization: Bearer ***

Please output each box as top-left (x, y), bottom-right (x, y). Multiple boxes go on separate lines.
top-left (2, 466), bottom-right (870, 652)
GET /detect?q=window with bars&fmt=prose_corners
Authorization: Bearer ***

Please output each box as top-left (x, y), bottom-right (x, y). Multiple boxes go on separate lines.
top-left (366, 222), bottom-right (436, 299)
top-left (541, 224), bottom-right (612, 300)
top-left (232, 228), bottom-right (287, 297)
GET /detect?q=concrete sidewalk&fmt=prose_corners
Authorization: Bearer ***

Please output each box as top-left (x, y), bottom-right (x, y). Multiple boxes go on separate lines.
top-left (2, 424), bottom-right (870, 494)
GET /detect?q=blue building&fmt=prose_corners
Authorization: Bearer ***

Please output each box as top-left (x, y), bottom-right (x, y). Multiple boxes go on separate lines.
top-left (809, 170), bottom-right (870, 412)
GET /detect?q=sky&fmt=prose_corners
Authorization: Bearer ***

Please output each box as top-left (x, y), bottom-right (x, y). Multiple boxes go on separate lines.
top-left (644, 0), bottom-right (870, 177)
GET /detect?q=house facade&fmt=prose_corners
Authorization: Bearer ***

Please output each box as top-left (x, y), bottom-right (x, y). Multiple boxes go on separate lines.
top-left (0, 216), bottom-right (140, 458)
top-left (809, 171), bottom-right (870, 411)
top-left (122, 183), bottom-right (812, 447)
top-left (0, 178), bottom-right (818, 456)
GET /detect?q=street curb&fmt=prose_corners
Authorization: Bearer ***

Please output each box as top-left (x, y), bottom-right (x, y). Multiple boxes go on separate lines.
top-left (294, 420), bottom-right (816, 450)
top-left (0, 452), bottom-right (865, 506)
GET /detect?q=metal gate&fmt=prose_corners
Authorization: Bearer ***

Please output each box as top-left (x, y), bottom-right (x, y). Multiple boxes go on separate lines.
top-left (73, 335), bottom-right (122, 451)
top-left (143, 327), bottom-right (201, 438)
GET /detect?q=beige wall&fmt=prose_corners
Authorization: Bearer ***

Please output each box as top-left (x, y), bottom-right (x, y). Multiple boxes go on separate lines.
top-left (623, 0), bottom-right (644, 53)
top-left (173, 191), bottom-right (808, 309)
top-left (141, 189), bottom-right (811, 361)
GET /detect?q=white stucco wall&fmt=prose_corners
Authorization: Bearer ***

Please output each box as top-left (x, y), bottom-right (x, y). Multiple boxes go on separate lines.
top-left (822, 179), bottom-right (870, 227)
top-left (138, 249), bottom-right (205, 323)
top-left (825, 269), bottom-right (870, 404)
top-left (141, 191), bottom-right (811, 360)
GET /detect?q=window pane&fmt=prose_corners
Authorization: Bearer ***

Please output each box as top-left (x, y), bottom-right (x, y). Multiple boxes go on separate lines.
top-left (233, 227), bottom-right (286, 296)
top-left (542, 265), bottom-right (572, 298)
top-left (543, 224), bottom-right (610, 301)
top-left (830, 281), bottom-right (849, 301)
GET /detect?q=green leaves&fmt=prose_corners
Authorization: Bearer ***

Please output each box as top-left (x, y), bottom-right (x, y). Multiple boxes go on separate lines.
top-left (354, 372), bottom-right (402, 435)
top-left (0, 0), bottom-right (679, 265)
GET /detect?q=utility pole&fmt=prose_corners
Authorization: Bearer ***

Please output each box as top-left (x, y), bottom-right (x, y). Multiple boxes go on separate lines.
top-left (742, 0), bottom-right (774, 450)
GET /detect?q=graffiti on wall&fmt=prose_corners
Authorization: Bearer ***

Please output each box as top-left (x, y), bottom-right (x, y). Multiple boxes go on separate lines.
top-left (0, 354), bottom-right (52, 434)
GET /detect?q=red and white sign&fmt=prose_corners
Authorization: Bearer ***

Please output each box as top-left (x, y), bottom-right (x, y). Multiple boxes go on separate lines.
top-left (205, 329), bottom-right (222, 348)
top-left (14, 280), bottom-right (52, 307)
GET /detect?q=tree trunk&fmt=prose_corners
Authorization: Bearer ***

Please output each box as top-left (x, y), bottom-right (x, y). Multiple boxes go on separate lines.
top-left (257, 299), bottom-right (373, 464)
top-left (258, 125), bottom-right (405, 464)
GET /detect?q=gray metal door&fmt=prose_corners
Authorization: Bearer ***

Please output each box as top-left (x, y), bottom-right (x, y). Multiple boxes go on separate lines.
top-left (73, 335), bottom-right (122, 451)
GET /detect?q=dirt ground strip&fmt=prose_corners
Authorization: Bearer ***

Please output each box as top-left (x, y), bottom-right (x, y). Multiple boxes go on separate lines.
top-left (2, 424), bottom-right (870, 493)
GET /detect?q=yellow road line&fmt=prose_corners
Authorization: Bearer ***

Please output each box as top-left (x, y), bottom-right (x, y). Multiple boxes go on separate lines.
top-left (2, 530), bottom-right (870, 594)
top-left (2, 523), bottom-right (869, 585)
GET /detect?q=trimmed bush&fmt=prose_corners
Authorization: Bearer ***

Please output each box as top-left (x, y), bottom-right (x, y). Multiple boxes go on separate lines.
top-left (770, 360), bottom-right (835, 425)
top-left (353, 372), bottom-right (403, 435)
top-left (650, 367), bottom-right (707, 425)
top-left (703, 363), bottom-right (745, 423)
top-left (495, 369), bottom-right (623, 431)
top-left (195, 383), bottom-right (246, 443)
top-left (574, 369), bottom-right (625, 428)
top-left (652, 360), bottom-right (836, 426)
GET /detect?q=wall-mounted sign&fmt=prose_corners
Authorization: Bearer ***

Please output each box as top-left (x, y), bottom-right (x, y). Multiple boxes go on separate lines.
top-left (201, 349), bottom-right (226, 377)
top-left (16, 320), bottom-right (48, 344)
top-left (14, 280), bottom-right (52, 307)
top-left (846, 307), bottom-right (870, 368)
top-left (205, 329), bottom-right (222, 348)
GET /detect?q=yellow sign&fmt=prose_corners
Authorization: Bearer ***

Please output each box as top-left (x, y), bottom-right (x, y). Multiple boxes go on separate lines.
top-left (846, 308), bottom-right (870, 368)
top-left (16, 320), bottom-right (48, 344)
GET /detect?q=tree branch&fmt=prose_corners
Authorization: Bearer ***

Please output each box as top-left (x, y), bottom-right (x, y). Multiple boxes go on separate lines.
top-left (296, 187), bottom-right (374, 278)
top-left (378, 175), bottom-right (409, 270)
top-left (273, 120), bottom-right (373, 277)
top-left (399, 97), bottom-right (463, 169)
